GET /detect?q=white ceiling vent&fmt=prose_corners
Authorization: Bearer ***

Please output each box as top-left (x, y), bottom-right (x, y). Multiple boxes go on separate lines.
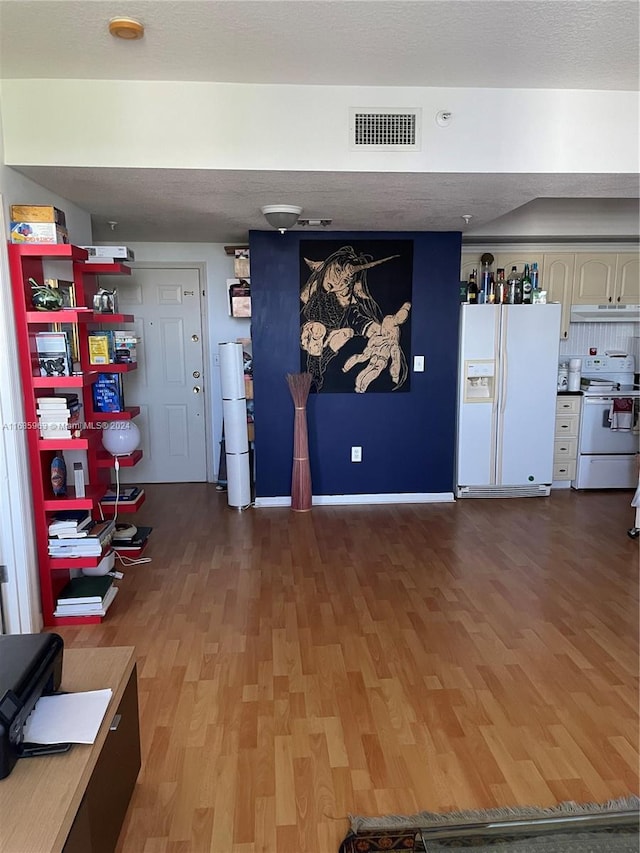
top-left (350, 108), bottom-right (421, 151)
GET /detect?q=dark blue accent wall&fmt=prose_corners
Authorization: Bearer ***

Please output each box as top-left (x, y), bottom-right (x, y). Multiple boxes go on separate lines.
top-left (249, 230), bottom-right (462, 498)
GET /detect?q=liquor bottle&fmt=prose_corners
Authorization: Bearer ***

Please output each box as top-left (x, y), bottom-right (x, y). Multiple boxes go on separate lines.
top-left (467, 269), bottom-right (478, 304)
top-left (521, 263), bottom-right (532, 304)
top-left (479, 261), bottom-right (491, 305)
top-left (530, 262), bottom-right (540, 301)
top-left (507, 266), bottom-right (520, 304)
top-left (496, 268), bottom-right (506, 304)
top-left (487, 273), bottom-right (496, 303)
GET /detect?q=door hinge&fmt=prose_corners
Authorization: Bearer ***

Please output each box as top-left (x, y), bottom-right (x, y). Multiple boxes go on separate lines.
top-left (0, 566), bottom-right (7, 584)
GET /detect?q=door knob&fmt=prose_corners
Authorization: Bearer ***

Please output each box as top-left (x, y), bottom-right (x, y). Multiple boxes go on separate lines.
top-left (192, 370), bottom-right (201, 378)
top-left (192, 334), bottom-right (199, 342)
top-left (193, 386), bottom-right (201, 394)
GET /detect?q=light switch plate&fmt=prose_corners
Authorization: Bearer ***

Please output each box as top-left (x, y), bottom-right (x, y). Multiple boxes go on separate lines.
top-left (413, 355), bottom-right (425, 372)
top-left (351, 446), bottom-right (362, 462)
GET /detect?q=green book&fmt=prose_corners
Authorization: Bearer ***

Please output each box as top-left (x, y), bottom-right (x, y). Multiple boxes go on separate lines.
top-left (57, 575), bottom-right (113, 605)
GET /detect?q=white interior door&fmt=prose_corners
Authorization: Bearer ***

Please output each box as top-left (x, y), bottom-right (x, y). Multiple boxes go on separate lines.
top-left (115, 266), bottom-right (208, 483)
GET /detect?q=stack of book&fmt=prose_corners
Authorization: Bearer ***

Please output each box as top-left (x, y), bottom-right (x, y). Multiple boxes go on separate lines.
top-left (100, 486), bottom-right (143, 503)
top-left (37, 394), bottom-right (82, 439)
top-left (48, 509), bottom-right (93, 539)
top-left (112, 525), bottom-right (153, 554)
top-left (54, 575), bottom-right (118, 618)
top-left (48, 519), bottom-right (115, 558)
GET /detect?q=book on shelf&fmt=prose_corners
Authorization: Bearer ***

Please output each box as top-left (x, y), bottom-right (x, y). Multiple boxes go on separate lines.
top-left (35, 331), bottom-right (73, 378)
top-left (88, 330), bottom-right (115, 365)
top-left (56, 574), bottom-right (113, 605)
top-left (112, 525), bottom-right (153, 551)
top-left (38, 407), bottom-right (82, 439)
top-left (48, 510), bottom-right (93, 534)
top-left (48, 520), bottom-right (115, 556)
top-left (92, 372), bottom-right (125, 413)
top-left (54, 585), bottom-right (118, 617)
top-left (100, 486), bottom-right (142, 502)
top-left (36, 393), bottom-right (80, 408)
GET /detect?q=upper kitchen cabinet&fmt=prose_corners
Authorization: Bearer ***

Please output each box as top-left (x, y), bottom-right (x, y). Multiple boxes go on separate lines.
top-left (572, 252), bottom-right (638, 304)
top-left (615, 253), bottom-right (640, 304)
top-left (544, 254), bottom-right (575, 339)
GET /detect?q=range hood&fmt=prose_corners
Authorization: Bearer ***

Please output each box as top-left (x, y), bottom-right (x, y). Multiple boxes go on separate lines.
top-left (570, 304), bottom-right (640, 323)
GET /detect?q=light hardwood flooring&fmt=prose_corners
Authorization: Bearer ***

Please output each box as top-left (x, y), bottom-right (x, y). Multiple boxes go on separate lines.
top-left (55, 485), bottom-right (639, 852)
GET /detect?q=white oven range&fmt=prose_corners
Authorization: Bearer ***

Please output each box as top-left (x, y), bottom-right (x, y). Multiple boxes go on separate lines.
top-left (572, 355), bottom-right (639, 490)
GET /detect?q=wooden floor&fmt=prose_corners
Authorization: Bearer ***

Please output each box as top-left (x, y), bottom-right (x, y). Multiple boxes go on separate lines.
top-left (55, 485), bottom-right (639, 853)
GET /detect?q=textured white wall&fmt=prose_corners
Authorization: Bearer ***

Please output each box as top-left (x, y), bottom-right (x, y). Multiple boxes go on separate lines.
top-left (2, 81), bottom-right (638, 174)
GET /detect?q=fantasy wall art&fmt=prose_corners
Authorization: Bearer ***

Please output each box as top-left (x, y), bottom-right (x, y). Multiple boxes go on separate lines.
top-left (299, 240), bottom-right (413, 393)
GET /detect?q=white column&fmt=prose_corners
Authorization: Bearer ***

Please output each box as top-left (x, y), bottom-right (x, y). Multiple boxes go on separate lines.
top-left (218, 342), bottom-right (251, 509)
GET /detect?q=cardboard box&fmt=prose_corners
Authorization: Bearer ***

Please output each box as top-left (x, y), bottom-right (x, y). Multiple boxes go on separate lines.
top-left (10, 205), bottom-right (66, 226)
top-left (81, 245), bottom-right (135, 261)
top-left (11, 222), bottom-right (69, 244)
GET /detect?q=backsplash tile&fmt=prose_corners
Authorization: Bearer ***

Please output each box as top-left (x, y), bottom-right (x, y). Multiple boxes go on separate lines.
top-left (559, 322), bottom-right (640, 360)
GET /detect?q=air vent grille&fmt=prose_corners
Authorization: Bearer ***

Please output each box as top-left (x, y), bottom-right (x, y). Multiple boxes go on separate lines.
top-left (350, 109), bottom-right (421, 150)
top-left (457, 485), bottom-right (551, 499)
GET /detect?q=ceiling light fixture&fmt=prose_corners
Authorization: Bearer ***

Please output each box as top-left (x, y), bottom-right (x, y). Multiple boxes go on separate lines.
top-left (261, 204), bottom-right (303, 234)
top-left (108, 221), bottom-right (118, 231)
top-left (461, 214), bottom-right (473, 225)
top-left (108, 17), bottom-right (145, 40)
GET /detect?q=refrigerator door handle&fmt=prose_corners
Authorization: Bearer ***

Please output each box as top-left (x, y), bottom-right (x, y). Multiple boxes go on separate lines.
top-left (499, 310), bottom-right (508, 415)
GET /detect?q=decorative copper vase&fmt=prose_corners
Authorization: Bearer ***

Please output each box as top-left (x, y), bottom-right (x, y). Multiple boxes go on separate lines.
top-left (286, 372), bottom-right (313, 512)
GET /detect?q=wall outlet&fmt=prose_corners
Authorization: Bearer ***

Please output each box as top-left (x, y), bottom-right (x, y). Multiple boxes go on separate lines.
top-left (351, 446), bottom-right (362, 462)
top-left (413, 355), bottom-right (425, 372)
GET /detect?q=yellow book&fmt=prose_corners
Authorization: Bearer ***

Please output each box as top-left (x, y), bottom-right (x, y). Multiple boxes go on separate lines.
top-left (88, 333), bottom-right (112, 365)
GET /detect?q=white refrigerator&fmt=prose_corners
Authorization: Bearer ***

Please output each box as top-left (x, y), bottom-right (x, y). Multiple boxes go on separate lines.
top-left (456, 303), bottom-right (561, 498)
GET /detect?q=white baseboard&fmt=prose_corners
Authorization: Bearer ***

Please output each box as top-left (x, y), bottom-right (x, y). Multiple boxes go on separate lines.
top-left (254, 492), bottom-right (455, 508)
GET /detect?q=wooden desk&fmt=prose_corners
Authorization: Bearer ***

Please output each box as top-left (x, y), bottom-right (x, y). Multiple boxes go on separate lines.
top-left (0, 646), bottom-right (140, 853)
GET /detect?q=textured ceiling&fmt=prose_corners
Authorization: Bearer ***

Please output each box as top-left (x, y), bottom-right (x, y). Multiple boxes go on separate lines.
top-left (1, 0), bottom-right (638, 242)
top-left (11, 166), bottom-right (638, 243)
top-left (0, 0), bottom-right (638, 89)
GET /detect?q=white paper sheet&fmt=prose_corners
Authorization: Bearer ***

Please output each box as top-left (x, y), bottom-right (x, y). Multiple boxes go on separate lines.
top-left (23, 689), bottom-right (113, 744)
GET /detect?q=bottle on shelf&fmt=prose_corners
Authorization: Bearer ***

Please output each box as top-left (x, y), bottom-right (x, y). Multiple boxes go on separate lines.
top-left (507, 266), bottom-right (522, 304)
top-left (479, 261), bottom-right (491, 305)
top-left (496, 268), bottom-right (506, 304)
top-left (530, 262), bottom-right (540, 301)
top-left (487, 272), bottom-right (496, 304)
top-left (467, 269), bottom-right (478, 305)
top-left (521, 263), bottom-right (532, 304)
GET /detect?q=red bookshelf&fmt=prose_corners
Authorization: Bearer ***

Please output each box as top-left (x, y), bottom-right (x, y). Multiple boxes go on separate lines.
top-left (8, 242), bottom-right (143, 625)
top-left (96, 449), bottom-right (143, 467)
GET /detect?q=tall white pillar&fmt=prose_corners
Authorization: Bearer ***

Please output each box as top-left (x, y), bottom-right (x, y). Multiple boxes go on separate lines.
top-left (218, 342), bottom-right (251, 509)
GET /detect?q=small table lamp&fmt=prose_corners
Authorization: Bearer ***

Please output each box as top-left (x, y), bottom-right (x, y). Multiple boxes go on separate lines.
top-left (102, 421), bottom-right (141, 457)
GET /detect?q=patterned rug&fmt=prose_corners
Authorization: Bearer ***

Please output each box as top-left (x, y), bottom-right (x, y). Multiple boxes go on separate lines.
top-left (339, 797), bottom-right (640, 852)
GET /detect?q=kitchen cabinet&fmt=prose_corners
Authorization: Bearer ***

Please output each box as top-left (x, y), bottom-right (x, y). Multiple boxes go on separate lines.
top-left (553, 395), bottom-right (582, 482)
top-left (615, 253), bottom-right (640, 304)
top-left (571, 252), bottom-right (638, 305)
top-left (544, 254), bottom-right (575, 339)
top-left (572, 253), bottom-right (617, 304)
